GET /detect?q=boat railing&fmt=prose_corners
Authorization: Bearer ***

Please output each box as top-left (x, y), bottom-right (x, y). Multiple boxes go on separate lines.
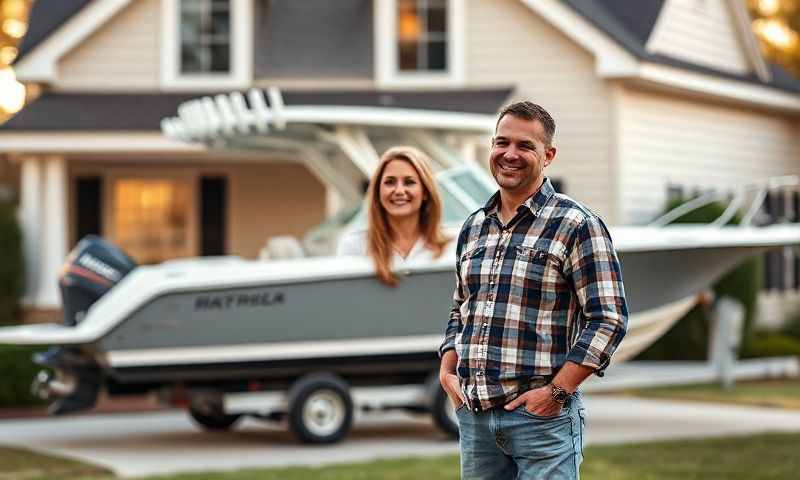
top-left (649, 175), bottom-right (800, 228)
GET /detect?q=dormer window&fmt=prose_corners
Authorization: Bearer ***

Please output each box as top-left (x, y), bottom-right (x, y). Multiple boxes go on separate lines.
top-left (161, 0), bottom-right (252, 90)
top-left (376, 0), bottom-right (464, 87)
top-left (397, 0), bottom-right (447, 72)
top-left (180, 0), bottom-right (231, 74)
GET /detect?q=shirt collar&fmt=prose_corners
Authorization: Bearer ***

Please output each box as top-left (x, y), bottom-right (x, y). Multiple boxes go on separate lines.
top-left (483, 177), bottom-right (556, 219)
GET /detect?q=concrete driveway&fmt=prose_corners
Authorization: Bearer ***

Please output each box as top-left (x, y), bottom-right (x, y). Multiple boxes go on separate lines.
top-left (2, 395), bottom-right (800, 478)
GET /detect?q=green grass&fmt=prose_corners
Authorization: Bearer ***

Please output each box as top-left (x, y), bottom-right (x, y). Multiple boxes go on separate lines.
top-left (0, 444), bottom-right (112, 480)
top-left (3, 432), bottom-right (800, 479)
top-left (620, 378), bottom-right (800, 409)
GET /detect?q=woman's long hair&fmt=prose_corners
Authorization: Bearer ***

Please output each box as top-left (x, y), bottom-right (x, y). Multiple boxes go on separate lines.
top-left (366, 146), bottom-right (448, 286)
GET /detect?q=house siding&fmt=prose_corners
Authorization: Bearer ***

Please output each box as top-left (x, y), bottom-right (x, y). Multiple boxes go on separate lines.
top-left (55, 0), bottom-right (160, 91)
top-left (646, 0), bottom-right (752, 76)
top-left (464, 0), bottom-right (616, 223)
top-left (617, 86), bottom-right (800, 224)
top-left (254, 0), bottom-right (374, 81)
top-left (227, 162), bottom-right (326, 258)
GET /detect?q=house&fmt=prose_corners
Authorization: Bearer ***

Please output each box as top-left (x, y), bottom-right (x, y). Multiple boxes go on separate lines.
top-left (1, 0), bottom-right (798, 325)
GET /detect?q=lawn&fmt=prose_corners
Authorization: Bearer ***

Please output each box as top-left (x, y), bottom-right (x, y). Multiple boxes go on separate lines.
top-left (619, 378), bottom-right (800, 409)
top-left (0, 444), bottom-right (112, 480)
top-left (2, 432), bottom-right (799, 480)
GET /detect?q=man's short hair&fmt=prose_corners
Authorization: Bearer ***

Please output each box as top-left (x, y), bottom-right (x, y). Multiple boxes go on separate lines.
top-left (496, 101), bottom-right (556, 146)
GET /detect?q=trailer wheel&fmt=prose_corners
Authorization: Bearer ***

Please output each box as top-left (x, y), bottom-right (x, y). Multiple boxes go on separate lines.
top-left (188, 407), bottom-right (242, 431)
top-left (288, 373), bottom-right (353, 444)
top-left (431, 382), bottom-right (460, 438)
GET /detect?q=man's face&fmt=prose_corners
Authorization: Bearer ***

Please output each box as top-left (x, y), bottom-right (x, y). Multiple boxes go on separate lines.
top-left (489, 115), bottom-right (555, 195)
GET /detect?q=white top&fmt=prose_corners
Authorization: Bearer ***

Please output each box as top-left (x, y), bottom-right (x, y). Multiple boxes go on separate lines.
top-left (337, 229), bottom-right (453, 265)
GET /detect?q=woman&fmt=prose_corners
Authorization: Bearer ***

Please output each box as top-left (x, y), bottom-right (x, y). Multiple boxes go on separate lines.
top-left (337, 146), bottom-right (450, 286)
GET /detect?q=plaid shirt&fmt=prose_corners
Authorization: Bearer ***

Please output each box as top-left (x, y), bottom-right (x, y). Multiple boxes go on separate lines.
top-left (439, 178), bottom-right (628, 411)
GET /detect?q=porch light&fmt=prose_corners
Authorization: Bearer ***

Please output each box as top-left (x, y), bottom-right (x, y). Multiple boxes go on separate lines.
top-left (0, 67), bottom-right (24, 114)
top-left (756, 0), bottom-right (781, 16)
top-left (0, 45), bottom-right (16, 64)
top-left (1, 17), bottom-right (25, 38)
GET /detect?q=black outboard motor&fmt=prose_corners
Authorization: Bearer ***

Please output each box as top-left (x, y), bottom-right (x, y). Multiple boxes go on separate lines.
top-left (59, 235), bottom-right (137, 326)
top-left (33, 235), bottom-right (137, 414)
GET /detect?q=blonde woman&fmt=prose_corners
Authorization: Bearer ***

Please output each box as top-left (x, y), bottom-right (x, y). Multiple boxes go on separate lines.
top-left (337, 146), bottom-right (450, 286)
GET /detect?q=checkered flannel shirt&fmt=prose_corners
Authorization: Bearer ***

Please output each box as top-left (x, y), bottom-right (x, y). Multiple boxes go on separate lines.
top-left (439, 178), bottom-right (628, 411)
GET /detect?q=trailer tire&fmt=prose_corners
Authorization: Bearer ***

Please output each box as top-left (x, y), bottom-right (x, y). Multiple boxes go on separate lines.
top-left (188, 407), bottom-right (242, 431)
top-left (431, 382), bottom-right (460, 438)
top-left (288, 373), bottom-right (353, 444)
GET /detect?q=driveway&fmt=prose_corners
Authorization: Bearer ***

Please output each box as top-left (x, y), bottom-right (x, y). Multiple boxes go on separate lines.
top-left (2, 395), bottom-right (800, 478)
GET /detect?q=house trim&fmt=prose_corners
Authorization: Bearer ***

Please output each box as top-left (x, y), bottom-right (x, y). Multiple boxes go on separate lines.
top-left (0, 132), bottom-right (207, 153)
top-left (13, 0), bottom-right (134, 83)
top-left (637, 62), bottom-right (800, 112)
top-left (374, 0), bottom-right (466, 89)
top-left (160, 0), bottom-right (254, 91)
top-left (727, 0), bottom-right (771, 82)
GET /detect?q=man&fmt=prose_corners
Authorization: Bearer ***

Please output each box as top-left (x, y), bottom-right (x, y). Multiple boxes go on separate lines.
top-left (439, 101), bottom-right (628, 479)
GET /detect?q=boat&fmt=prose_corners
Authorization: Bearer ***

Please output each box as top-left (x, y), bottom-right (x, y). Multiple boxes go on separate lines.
top-left (0, 91), bottom-right (797, 443)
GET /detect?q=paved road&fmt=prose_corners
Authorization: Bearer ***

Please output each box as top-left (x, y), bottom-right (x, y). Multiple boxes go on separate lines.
top-left (3, 395), bottom-right (800, 478)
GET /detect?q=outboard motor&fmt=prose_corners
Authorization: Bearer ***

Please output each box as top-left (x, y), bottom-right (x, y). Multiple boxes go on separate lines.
top-left (59, 235), bottom-right (137, 326)
top-left (33, 235), bottom-right (137, 414)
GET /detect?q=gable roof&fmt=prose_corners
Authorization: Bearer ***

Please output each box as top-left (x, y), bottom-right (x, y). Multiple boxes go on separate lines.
top-left (562, 0), bottom-right (800, 93)
top-left (15, 0), bottom-right (90, 63)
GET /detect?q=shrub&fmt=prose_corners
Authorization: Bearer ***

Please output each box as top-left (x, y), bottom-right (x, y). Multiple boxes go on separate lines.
top-left (0, 198), bottom-right (23, 326)
top-left (0, 345), bottom-right (47, 407)
top-left (740, 332), bottom-right (800, 358)
top-left (635, 198), bottom-right (762, 361)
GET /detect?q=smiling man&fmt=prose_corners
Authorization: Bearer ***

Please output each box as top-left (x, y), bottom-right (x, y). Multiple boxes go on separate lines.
top-left (439, 101), bottom-right (628, 479)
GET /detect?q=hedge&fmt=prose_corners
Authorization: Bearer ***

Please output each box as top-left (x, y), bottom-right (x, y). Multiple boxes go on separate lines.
top-left (0, 198), bottom-right (23, 326)
top-left (0, 345), bottom-right (48, 407)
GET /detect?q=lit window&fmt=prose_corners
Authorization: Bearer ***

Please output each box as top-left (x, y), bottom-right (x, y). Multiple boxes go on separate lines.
top-left (397, 0), bottom-right (447, 71)
top-left (180, 0), bottom-right (231, 74)
top-left (113, 180), bottom-right (192, 264)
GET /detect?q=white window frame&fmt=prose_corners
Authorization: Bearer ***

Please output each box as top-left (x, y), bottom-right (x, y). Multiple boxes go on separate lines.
top-left (375, 0), bottom-right (465, 88)
top-left (161, 0), bottom-right (253, 91)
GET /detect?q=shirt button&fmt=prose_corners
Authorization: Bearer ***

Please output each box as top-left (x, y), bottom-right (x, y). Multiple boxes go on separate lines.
top-left (473, 407), bottom-right (480, 413)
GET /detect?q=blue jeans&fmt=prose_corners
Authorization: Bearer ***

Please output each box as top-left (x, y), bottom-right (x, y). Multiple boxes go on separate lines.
top-left (456, 392), bottom-right (586, 480)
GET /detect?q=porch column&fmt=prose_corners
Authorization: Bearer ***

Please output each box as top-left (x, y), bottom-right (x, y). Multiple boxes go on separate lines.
top-left (18, 156), bottom-right (42, 306)
top-left (35, 155), bottom-right (68, 308)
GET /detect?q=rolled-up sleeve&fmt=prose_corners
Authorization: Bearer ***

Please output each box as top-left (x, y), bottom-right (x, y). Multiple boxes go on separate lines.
top-left (563, 215), bottom-right (628, 376)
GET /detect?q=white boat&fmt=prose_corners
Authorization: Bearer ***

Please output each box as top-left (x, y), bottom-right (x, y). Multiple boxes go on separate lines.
top-left (0, 91), bottom-right (796, 443)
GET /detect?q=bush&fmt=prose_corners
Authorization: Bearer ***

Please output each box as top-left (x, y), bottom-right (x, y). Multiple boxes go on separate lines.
top-left (0, 198), bottom-right (23, 325)
top-left (740, 332), bottom-right (800, 358)
top-left (635, 199), bottom-right (762, 361)
top-left (0, 345), bottom-right (47, 407)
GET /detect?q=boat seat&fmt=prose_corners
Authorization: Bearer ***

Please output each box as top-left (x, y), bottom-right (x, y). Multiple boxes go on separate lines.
top-left (259, 236), bottom-right (306, 260)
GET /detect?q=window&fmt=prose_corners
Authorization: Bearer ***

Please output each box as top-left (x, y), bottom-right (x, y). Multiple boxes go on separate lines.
top-left (161, 0), bottom-right (252, 90)
top-left (397, 0), bottom-right (447, 72)
top-left (375, 0), bottom-right (464, 87)
top-left (112, 179), bottom-right (193, 264)
top-left (180, 0), bottom-right (231, 74)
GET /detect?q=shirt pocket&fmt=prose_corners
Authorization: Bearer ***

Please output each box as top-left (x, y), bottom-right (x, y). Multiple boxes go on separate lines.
top-left (458, 245), bottom-right (487, 296)
top-left (512, 245), bottom-right (564, 308)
